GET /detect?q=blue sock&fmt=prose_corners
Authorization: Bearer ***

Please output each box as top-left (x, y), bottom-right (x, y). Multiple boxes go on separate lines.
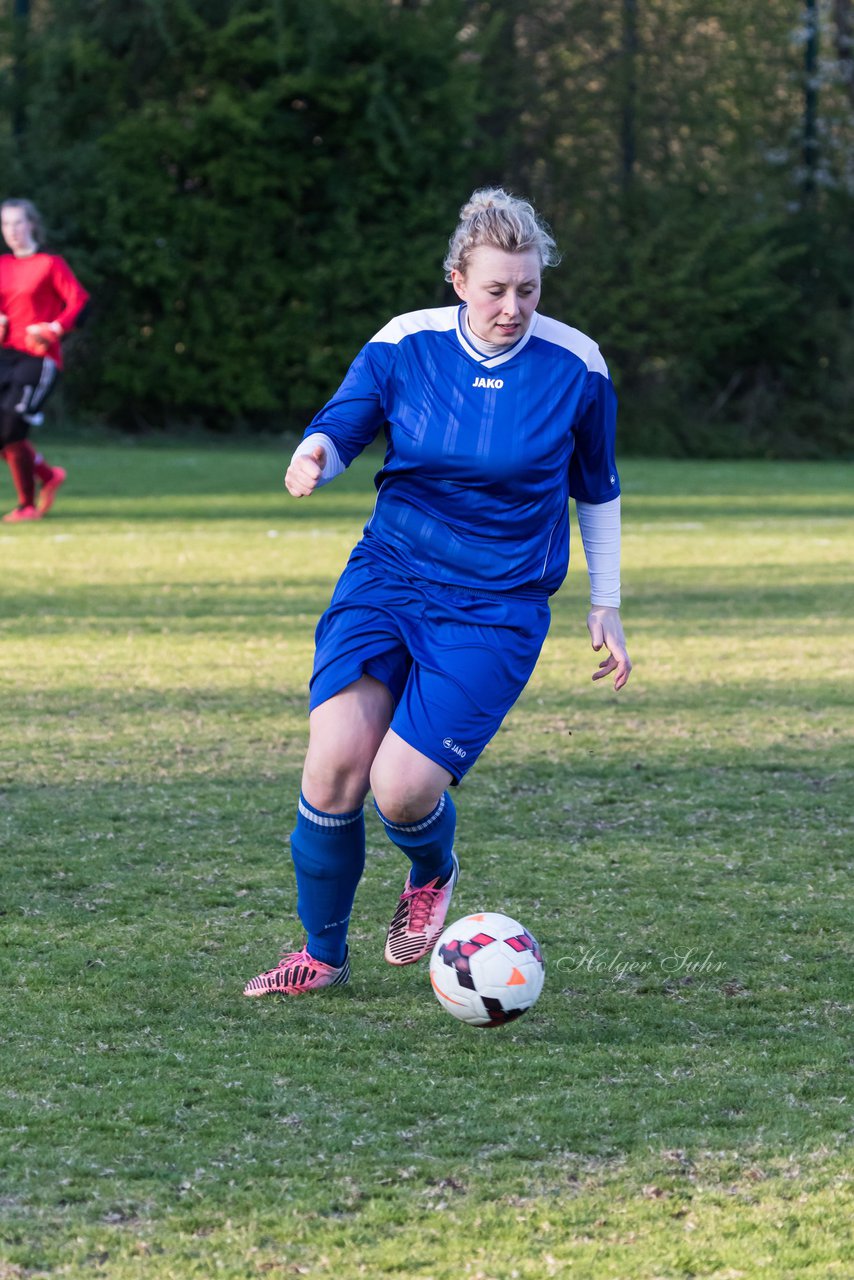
top-left (290, 793), bottom-right (365, 967)
top-left (375, 791), bottom-right (456, 888)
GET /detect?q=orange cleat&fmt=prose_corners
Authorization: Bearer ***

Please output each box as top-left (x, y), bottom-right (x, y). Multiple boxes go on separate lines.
top-left (2, 504), bottom-right (40, 523)
top-left (384, 853), bottom-right (459, 966)
top-left (37, 466), bottom-right (66, 516)
top-left (243, 945), bottom-right (350, 997)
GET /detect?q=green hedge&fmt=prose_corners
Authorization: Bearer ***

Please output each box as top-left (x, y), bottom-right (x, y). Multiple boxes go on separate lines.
top-left (2, 0), bottom-right (852, 457)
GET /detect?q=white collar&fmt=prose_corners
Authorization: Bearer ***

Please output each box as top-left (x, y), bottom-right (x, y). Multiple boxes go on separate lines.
top-left (456, 306), bottom-right (538, 369)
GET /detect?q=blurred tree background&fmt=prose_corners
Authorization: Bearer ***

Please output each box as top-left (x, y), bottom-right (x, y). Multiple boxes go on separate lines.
top-left (0, 0), bottom-right (851, 455)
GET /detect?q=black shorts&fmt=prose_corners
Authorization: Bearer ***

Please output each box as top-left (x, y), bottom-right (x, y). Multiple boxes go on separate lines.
top-left (0, 347), bottom-right (60, 446)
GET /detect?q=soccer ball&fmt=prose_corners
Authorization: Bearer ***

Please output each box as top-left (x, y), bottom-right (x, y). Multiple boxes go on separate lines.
top-left (429, 912), bottom-right (545, 1028)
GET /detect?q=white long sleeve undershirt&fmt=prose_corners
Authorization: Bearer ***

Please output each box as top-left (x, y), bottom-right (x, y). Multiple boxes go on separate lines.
top-left (292, 432), bottom-right (345, 486)
top-left (576, 495), bottom-right (621, 607)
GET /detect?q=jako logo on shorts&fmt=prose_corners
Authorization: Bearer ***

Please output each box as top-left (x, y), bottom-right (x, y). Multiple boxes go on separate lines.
top-left (443, 737), bottom-right (467, 758)
top-left (472, 377), bottom-right (504, 389)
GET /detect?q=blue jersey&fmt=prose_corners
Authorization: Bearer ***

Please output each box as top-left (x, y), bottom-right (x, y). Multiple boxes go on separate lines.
top-left (305, 304), bottom-right (619, 597)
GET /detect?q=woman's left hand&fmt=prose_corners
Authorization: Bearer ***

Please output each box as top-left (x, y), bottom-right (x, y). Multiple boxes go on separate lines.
top-left (587, 605), bottom-right (632, 691)
top-left (24, 322), bottom-right (58, 355)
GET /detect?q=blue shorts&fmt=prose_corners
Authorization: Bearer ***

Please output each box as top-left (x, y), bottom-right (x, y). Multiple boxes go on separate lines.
top-left (309, 552), bottom-right (551, 781)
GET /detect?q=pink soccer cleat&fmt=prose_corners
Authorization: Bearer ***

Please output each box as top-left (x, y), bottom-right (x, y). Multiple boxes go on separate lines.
top-left (2, 504), bottom-right (40, 523)
top-left (37, 466), bottom-right (67, 516)
top-left (242, 946), bottom-right (350, 997)
top-left (384, 853), bottom-right (460, 966)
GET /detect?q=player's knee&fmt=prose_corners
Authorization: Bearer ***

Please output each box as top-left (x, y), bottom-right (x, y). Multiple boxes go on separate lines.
top-left (370, 768), bottom-right (442, 825)
top-left (301, 753), bottom-right (370, 814)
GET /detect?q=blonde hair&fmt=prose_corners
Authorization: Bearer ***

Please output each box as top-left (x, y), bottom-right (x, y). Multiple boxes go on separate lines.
top-left (1, 198), bottom-right (45, 247)
top-left (443, 187), bottom-right (560, 280)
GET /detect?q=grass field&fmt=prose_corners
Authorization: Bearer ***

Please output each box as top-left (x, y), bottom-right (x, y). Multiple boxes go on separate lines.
top-left (1, 440), bottom-right (851, 1279)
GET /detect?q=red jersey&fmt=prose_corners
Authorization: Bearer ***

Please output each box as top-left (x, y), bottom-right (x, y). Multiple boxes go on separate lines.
top-left (0, 251), bottom-right (90, 369)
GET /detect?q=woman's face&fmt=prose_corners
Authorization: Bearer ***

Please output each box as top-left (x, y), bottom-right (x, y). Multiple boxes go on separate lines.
top-left (451, 245), bottom-right (541, 346)
top-left (1, 207), bottom-right (37, 256)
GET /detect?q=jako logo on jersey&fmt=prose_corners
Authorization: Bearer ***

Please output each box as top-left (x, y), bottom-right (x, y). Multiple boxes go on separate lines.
top-left (443, 737), bottom-right (467, 759)
top-left (472, 376), bottom-right (504, 390)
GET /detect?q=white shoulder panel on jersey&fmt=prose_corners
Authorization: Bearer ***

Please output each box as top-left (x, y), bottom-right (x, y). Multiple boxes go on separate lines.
top-left (533, 314), bottom-right (610, 377)
top-left (370, 306), bottom-right (460, 346)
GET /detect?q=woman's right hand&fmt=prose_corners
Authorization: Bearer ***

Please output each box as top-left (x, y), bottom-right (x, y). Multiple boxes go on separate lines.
top-left (285, 445), bottom-right (327, 498)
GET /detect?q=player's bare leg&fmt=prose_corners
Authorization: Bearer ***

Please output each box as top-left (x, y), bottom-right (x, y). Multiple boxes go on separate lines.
top-left (302, 674), bottom-right (394, 813)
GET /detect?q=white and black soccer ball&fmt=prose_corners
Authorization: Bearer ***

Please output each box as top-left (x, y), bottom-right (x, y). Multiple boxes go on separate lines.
top-left (429, 912), bottom-right (545, 1028)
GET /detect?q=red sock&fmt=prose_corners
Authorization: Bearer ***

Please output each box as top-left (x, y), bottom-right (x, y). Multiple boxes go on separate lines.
top-left (26, 441), bottom-right (54, 483)
top-left (3, 440), bottom-right (36, 507)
